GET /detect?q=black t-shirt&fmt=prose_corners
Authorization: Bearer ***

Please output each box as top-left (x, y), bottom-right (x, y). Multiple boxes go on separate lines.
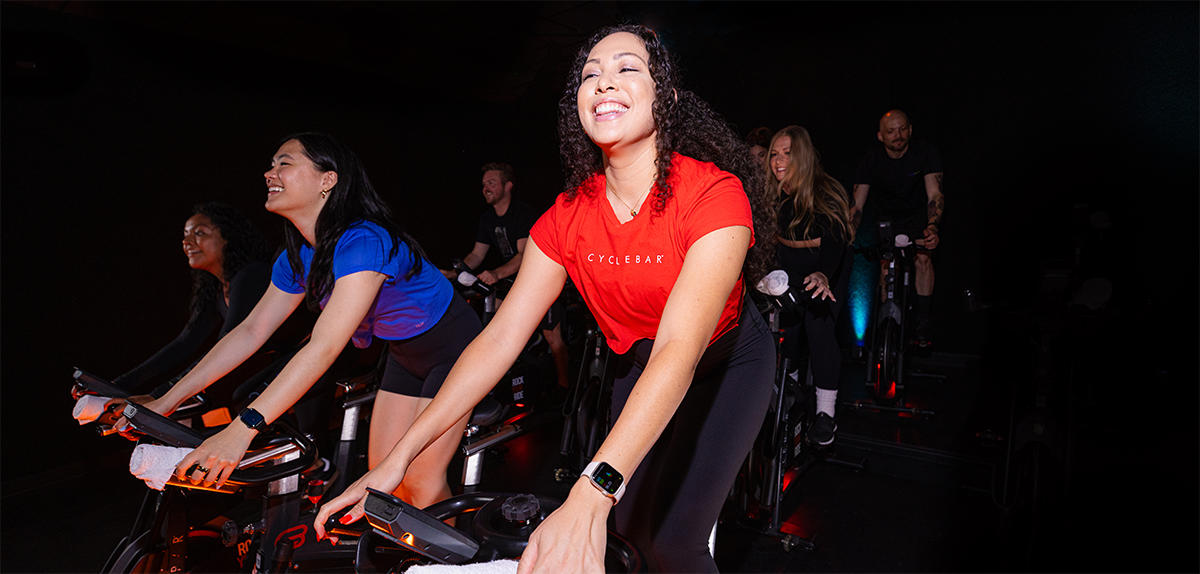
top-left (476, 200), bottom-right (538, 264)
top-left (853, 140), bottom-right (943, 215)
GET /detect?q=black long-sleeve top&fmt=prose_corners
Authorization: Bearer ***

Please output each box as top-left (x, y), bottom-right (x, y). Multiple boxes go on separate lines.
top-left (777, 199), bottom-right (850, 284)
top-left (113, 261), bottom-right (272, 393)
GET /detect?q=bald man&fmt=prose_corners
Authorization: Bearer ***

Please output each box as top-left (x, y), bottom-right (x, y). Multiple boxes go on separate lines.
top-left (851, 110), bottom-right (944, 346)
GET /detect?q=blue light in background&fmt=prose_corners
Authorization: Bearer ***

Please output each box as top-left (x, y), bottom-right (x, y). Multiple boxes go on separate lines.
top-left (848, 252), bottom-right (875, 346)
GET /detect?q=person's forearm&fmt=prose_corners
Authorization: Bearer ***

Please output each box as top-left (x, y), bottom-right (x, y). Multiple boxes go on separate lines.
top-left (590, 338), bottom-right (703, 479)
top-left (851, 184), bottom-right (869, 231)
top-left (158, 322), bottom-right (269, 410)
top-left (493, 252), bottom-right (524, 279)
top-left (927, 191), bottom-right (944, 229)
top-left (925, 173), bottom-right (944, 228)
top-left (463, 252), bottom-right (484, 271)
top-left (243, 337), bottom-right (344, 424)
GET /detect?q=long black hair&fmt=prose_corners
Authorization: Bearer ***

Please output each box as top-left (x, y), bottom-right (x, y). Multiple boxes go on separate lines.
top-left (189, 202), bottom-right (271, 321)
top-left (280, 132), bottom-right (430, 311)
top-left (557, 24), bottom-right (777, 284)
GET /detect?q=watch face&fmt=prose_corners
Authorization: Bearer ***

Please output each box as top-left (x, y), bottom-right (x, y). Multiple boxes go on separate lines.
top-left (240, 408), bottom-right (265, 429)
top-left (591, 462), bottom-right (623, 495)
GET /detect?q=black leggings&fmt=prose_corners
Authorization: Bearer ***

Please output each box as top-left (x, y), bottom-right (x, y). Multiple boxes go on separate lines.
top-left (781, 248), bottom-right (849, 391)
top-left (610, 295), bottom-right (775, 573)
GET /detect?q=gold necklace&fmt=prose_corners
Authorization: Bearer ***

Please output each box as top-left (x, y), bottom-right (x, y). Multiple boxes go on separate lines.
top-left (607, 180), bottom-right (655, 217)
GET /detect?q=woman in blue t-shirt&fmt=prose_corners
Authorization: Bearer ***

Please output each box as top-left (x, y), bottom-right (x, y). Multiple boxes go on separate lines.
top-left (124, 132), bottom-right (482, 509)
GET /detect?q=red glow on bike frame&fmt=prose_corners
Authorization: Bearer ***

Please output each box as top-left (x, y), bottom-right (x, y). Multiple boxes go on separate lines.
top-left (875, 362), bottom-right (896, 399)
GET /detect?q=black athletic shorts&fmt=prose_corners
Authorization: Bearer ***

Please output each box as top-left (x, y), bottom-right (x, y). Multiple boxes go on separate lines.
top-left (540, 300), bottom-right (564, 331)
top-left (379, 295), bottom-right (482, 398)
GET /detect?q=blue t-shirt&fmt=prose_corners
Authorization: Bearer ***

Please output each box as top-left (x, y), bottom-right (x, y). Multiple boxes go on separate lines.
top-left (271, 221), bottom-right (453, 347)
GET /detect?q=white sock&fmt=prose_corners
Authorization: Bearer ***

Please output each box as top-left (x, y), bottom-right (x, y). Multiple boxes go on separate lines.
top-left (816, 388), bottom-right (837, 418)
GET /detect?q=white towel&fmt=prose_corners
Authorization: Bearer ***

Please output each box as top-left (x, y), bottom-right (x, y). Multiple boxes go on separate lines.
top-left (129, 444), bottom-right (193, 490)
top-left (756, 269), bottom-right (790, 296)
top-left (73, 395), bottom-right (112, 425)
top-left (407, 560), bottom-right (519, 574)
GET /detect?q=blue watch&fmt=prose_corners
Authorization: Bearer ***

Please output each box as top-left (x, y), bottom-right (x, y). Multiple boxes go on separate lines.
top-left (238, 407), bottom-right (266, 432)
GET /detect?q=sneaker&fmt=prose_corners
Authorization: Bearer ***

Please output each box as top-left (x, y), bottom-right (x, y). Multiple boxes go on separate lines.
top-left (810, 412), bottom-right (837, 446)
top-left (914, 319), bottom-right (932, 347)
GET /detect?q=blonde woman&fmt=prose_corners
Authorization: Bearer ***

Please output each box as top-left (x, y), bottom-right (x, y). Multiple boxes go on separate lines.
top-left (767, 125), bottom-right (854, 446)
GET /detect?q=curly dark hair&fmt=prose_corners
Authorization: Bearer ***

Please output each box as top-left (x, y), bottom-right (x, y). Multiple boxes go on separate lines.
top-left (280, 132), bottom-right (431, 312)
top-left (188, 202), bottom-right (272, 322)
top-left (556, 24), bottom-right (777, 284)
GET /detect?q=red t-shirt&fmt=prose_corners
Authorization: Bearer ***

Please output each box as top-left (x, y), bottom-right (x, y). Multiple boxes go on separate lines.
top-left (531, 154), bottom-right (755, 355)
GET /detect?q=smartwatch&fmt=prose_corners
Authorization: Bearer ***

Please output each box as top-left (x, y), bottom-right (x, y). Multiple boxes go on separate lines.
top-left (582, 461), bottom-right (625, 505)
top-left (238, 407), bottom-right (266, 432)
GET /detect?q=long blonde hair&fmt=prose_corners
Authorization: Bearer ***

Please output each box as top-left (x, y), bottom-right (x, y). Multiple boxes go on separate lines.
top-left (767, 125), bottom-right (854, 243)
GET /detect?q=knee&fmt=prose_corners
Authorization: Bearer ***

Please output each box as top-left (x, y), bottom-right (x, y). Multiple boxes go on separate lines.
top-left (400, 472), bottom-right (449, 507)
top-left (915, 253), bottom-right (933, 272)
top-left (544, 328), bottom-right (566, 350)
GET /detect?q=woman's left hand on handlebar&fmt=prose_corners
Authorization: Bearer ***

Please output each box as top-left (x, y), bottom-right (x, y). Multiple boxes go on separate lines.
top-left (516, 480), bottom-right (610, 574)
top-left (804, 271), bottom-right (836, 302)
top-left (173, 422), bottom-right (256, 489)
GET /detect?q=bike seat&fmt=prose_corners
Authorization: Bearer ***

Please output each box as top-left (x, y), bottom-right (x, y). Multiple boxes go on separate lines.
top-left (470, 395), bottom-right (507, 428)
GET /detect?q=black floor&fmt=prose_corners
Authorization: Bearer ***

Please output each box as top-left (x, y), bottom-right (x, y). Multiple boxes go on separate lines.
top-left (4, 350), bottom-right (1194, 573)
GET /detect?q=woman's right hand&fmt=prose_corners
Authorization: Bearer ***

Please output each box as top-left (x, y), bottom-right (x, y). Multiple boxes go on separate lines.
top-left (313, 463), bottom-right (407, 543)
top-left (114, 395), bottom-right (176, 440)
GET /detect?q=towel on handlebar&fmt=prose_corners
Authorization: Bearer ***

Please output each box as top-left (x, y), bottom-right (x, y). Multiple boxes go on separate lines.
top-left (73, 395), bottom-right (112, 425)
top-left (129, 444), bottom-right (193, 490)
top-left (756, 269), bottom-right (790, 296)
top-left (407, 560), bottom-right (518, 574)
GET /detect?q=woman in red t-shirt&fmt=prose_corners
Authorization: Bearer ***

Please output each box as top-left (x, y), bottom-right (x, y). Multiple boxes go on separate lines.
top-left (317, 24), bottom-right (777, 573)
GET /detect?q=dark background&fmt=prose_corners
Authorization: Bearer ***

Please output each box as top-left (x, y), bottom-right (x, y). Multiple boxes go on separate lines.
top-left (2, 0), bottom-right (1195, 505)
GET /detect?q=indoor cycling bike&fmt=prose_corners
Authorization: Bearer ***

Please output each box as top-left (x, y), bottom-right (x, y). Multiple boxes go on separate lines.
top-left (856, 219), bottom-right (940, 416)
top-left (74, 347), bottom-right (385, 573)
top-left (112, 400), bottom-right (647, 574)
top-left (727, 272), bottom-right (865, 552)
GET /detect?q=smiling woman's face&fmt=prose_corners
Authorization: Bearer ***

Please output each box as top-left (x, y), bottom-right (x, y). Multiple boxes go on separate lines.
top-left (263, 139), bottom-right (331, 217)
top-left (182, 213), bottom-right (225, 276)
top-left (770, 135), bottom-right (792, 183)
top-left (576, 32), bottom-right (658, 150)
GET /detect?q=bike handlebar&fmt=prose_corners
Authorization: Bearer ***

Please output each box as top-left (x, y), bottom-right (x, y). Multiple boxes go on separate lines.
top-left (121, 401), bottom-right (317, 487)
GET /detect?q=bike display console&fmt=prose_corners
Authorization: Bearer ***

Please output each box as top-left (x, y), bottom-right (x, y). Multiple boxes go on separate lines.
top-left (364, 488), bottom-right (480, 565)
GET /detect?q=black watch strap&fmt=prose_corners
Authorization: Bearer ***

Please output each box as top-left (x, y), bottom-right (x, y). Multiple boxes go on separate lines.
top-left (238, 407), bottom-right (266, 431)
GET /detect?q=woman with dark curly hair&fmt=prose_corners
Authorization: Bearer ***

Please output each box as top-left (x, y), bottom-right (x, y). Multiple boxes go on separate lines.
top-left (768, 125), bottom-right (855, 446)
top-left (108, 202), bottom-right (273, 400)
top-left (122, 133), bottom-right (482, 511)
top-left (316, 24), bottom-right (777, 573)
